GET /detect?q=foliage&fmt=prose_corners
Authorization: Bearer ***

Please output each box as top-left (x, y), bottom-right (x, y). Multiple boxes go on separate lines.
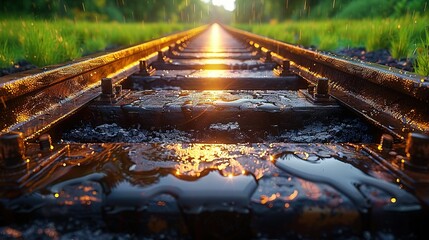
top-left (2, 0), bottom-right (428, 23)
top-left (394, 0), bottom-right (429, 17)
top-left (235, 0), bottom-right (429, 22)
top-left (0, 0), bottom-right (232, 23)
top-left (334, 0), bottom-right (395, 19)
top-left (0, 20), bottom-right (191, 67)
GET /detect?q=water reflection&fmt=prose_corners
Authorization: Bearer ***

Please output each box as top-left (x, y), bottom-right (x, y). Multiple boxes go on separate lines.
top-left (197, 69), bottom-right (226, 78)
top-left (209, 23), bottom-right (221, 52)
top-left (274, 151), bottom-right (419, 211)
top-left (1, 142), bottom-right (422, 224)
top-left (129, 144), bottom-right (250, 177)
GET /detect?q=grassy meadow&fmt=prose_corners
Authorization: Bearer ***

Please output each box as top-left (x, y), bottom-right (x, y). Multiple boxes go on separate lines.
top-left (0, 19), bottom-right (192, 68)
top-left (1, 16), bottom-right (428, 76)
top-left (236, 15), bottom-right (429, 76)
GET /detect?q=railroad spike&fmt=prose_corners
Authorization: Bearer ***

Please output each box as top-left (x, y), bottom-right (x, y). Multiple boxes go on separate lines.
top-left (138, 60), bottom-right (155, 76)
top-left (156, 50), bottom-right (171, 64)
top-left (157, 50), bottom-right (165, 62)
top-left (315, 77), bottom-right (330, 98)
top-left (260, 50), bottom-right (272, 63)
top-left (101, 78), bottom-right (115, 97)
top-left (0, 131), bottom-right (26, 168)
top-left (139, 60), bottom-right (148, 73)
top-left (167, 45), bottom-right (178, 57)
top-left (175, 40), bottom-right (185, 51)
top-left (39, 134), bottom-right (53, 152)
top-left (379, 134), bottom-right (394, 152)
top-left (273, 60), bottom-right (291, 76)
top-left (406, 132), bottom-right (429, 169)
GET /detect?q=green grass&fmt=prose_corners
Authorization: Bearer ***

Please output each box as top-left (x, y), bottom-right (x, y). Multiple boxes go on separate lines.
top-left (0, 40), bottom-right (15, 67)
top-left (235, 15), bottom-right (429, 75)
top-left (0, 19), bottom-right (192, 68)
top-left (414, 29), bottom-right (429, 76)
top-left (2, 17), bottom-right (428, 76)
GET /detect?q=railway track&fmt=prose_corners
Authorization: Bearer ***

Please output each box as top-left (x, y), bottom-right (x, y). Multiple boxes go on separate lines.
top-left (1, 23), bottom-right (429, 239)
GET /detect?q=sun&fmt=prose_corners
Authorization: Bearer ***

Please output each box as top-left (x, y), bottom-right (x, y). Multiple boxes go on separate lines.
top-left (201, 0), bottom-right (236, 12)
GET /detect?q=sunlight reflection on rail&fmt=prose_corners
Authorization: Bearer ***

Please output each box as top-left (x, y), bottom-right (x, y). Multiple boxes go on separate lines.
top-left (209, 23), bottom-right (222, 52)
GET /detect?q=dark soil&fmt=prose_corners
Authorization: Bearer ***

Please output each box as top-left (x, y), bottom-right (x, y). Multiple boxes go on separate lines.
top-left (0, 60), bottom-right (37, 77)
top-left (336, 47), bottom-right (414, 72)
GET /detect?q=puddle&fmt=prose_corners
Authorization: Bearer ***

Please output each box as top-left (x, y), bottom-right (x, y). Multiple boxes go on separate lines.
top-left (250, 175), bottom-right (360, 238)
top-left (126, 143), bottom-right (267, 178)
top-left (106, 170), bottom-right (257, 214)
top-left (273, 151), bottom-right (420, 211)
top-left (0, 142), bottom-right (424, 238)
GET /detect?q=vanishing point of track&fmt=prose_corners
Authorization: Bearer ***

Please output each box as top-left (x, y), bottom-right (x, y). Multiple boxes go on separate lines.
top-left (1, 24), bottom-right (429, 238)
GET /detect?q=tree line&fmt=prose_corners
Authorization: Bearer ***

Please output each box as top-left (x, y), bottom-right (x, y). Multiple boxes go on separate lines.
top-left (0, 0), bottom-right (232, 23)
top-left (235, 0), bottom-right (429, 23)
top-left (1, 0), bottom-right (428, 23)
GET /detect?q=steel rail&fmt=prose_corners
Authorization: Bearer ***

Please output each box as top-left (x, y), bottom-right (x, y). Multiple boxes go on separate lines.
top-left (0, 26), bottom-right (206, 102)
top-left (1, 23), bottom-right (428, 238)
top-left (0, 25), bottom-right (208, 139)
top-left (223, 25), bottom-right (429, 139)
top-left (2, 23), bottom-right (429, 141)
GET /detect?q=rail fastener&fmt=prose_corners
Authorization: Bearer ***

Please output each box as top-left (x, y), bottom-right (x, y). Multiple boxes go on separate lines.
top-left (138, 60), bottom-right (155, 76)
top-left (39, 134), bottom-right (53, 152)
top-left (379, 134), bottom-right (394, 152)
top-left (406, 133), bottom-right (429, 170)
top-left (0, 131), bottom-right (26, 169)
